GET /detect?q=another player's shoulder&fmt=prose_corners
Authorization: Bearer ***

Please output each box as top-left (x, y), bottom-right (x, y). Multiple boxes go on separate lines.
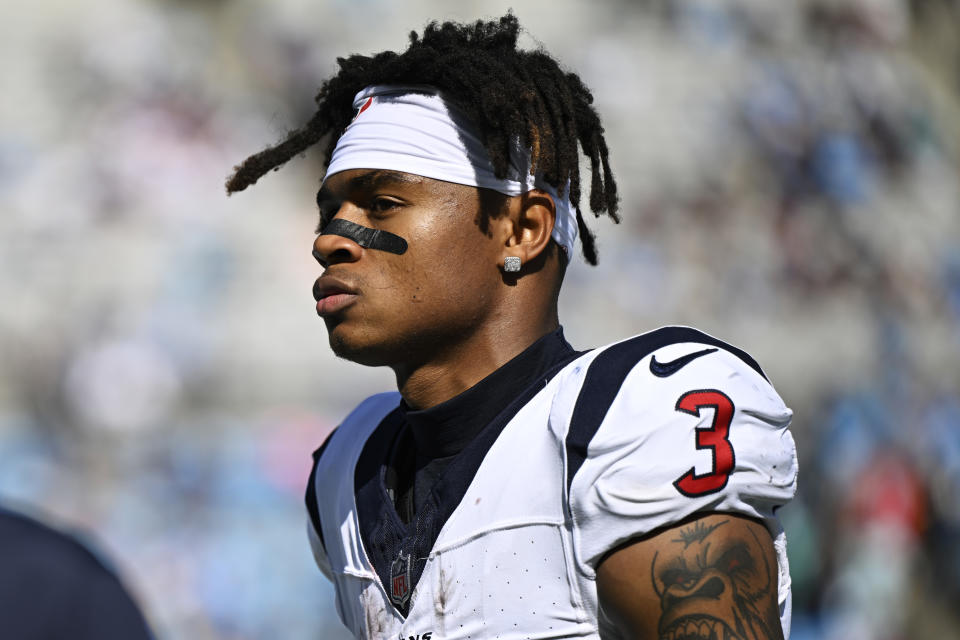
top-left (0, 506), bottom-right (98, 566)
top-left (0, 505), bottom-right (154, 638)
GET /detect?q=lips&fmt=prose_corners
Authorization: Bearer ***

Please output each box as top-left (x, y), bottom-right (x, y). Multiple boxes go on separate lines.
top-left (313, 276), bottom-right (359, 316)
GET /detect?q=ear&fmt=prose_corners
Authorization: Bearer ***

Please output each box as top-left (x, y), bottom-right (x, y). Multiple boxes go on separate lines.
top-left (502, 189), bottom-right (556, 266)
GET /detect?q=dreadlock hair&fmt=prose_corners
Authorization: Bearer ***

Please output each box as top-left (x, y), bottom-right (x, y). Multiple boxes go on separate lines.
top-left (226, 13), bottom-right (619, 265)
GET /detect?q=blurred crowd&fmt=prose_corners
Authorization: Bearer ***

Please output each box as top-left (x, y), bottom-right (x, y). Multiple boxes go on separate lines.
top-left (0, 0), bottom-right (957, 638)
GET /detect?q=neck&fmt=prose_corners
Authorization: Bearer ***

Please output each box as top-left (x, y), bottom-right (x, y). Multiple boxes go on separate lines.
top-left (394, 313), bottom-right (559, 410)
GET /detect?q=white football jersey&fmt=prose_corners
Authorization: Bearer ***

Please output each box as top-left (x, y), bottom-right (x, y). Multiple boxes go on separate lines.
top-left (307, 327), bottom-right (798, 639)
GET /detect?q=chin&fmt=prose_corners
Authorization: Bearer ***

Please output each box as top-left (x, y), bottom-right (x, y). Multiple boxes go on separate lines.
top-left (329, 336), bottom-right (387, 366)
top-left (326, 319), bottom-right (446, 369)
top-left (326, 323), bottom-right (396, 367)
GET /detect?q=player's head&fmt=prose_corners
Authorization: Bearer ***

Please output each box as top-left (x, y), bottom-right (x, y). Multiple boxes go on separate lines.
top-left (226, 14), bottom-right (619, 368)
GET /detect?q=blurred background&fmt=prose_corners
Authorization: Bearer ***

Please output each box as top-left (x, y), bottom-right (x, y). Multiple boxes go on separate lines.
top-left (1, 0), bottom-right (958, 638)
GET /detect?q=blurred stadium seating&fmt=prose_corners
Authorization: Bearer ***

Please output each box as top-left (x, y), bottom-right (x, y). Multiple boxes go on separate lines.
top-left (1, 0), bottom-right (957, 638)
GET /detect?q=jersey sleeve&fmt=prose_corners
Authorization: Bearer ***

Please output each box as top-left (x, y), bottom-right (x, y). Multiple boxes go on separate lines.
top-left (302, 391), bottom-right (402, 585)
top-left (307, 518), bottom-right (335, 581)
top-left (305, 432), bottom-right (336, 581)
top-left (566, 341), bottom-right (798, 574)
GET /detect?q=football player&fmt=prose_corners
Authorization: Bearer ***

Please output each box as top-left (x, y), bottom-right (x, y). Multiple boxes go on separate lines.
top-left (227, 14), bottom-right (797, 640)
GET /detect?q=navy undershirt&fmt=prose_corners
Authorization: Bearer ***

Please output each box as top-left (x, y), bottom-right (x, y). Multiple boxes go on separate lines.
top-left (385, 327), bottom-right (578, 522)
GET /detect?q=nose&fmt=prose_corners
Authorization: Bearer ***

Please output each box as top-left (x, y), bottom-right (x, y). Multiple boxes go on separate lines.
top-left (313, 224), bottom-right (363, 267)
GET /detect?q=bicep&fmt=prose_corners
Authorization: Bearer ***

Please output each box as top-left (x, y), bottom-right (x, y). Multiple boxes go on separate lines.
top-left (596, 513), bottom-right (783, 640)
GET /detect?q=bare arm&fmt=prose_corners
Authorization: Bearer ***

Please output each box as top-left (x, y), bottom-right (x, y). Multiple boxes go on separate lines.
top-left (596, 513), bottom-right (784, 640)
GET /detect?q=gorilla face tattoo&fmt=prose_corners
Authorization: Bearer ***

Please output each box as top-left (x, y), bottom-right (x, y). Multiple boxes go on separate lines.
top-left (651, 520), bottom-right (779, 640)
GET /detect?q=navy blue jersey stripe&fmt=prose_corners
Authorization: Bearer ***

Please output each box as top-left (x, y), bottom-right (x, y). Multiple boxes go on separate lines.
top-left (565, 326), bottom-right (766, 490)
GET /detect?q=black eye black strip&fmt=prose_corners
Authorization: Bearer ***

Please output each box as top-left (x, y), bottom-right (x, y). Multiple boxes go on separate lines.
top-left (321, 218), bottom-right (408, 255)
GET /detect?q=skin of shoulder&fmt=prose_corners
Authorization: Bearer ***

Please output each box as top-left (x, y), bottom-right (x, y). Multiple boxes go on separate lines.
top-left (596, 512), bottom-right (784, 640)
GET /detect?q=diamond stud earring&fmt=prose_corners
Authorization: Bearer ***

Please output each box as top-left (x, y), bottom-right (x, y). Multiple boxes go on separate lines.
top-left (504, 256), bottom-right (522, 272)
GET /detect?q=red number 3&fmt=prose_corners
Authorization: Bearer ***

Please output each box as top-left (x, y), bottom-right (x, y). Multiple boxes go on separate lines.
top-left (673, 390), bottom-right (736, 497)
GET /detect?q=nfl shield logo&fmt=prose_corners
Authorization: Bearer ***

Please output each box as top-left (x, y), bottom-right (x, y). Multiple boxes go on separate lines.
top-left (389, 550), bottom-right (412, 608)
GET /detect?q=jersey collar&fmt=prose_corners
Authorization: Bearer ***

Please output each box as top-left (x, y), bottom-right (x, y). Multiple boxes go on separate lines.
top-left (400, 327), bottom-right (577, 459)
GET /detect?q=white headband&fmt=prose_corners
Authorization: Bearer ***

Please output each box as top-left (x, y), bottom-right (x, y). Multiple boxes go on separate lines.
top-left (324, 85), bottom-right (578, 259)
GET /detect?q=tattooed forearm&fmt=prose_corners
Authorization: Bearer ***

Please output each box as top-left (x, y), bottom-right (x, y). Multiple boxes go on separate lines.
top-left (650, 519), bottom-right (781, 640)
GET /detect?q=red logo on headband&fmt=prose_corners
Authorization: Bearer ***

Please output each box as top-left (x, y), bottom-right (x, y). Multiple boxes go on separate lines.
top-left (351, 97), bottom-right (374, 123)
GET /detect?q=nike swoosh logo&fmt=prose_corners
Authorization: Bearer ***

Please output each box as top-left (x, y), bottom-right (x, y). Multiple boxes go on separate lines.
top-left (649, 347), bottom-right (718, 377)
